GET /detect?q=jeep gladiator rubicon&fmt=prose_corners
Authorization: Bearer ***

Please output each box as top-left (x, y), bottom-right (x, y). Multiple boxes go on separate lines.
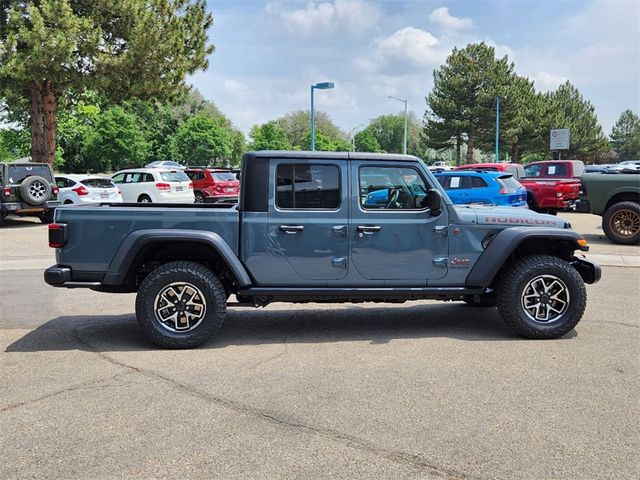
top-left (45, 151), bottom-right (601, 348)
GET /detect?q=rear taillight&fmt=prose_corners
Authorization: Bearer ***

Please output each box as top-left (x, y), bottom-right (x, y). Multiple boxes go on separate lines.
top-left (48, 223), bottom-right (67, 248)
top-left (498, 187), bottom-right (507, 194)
top-left (2, 187), bottom-right (11, 197)
top-left (156, 182), bottom-right (171, 191)
top-left (72, 185), bottom-right (89, 196)
top-left (188, 182), bottom-right (194, 189)
top-left (554, 184), bottom-right (564, 198)
top-left (116, 189), bottom-right (122, 195)
top-left (52, 186), bottom-right (59, 195)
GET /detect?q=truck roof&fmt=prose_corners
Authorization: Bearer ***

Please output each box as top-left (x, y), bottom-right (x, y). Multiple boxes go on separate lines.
top-left (244, 151), bottom-right (419, 163)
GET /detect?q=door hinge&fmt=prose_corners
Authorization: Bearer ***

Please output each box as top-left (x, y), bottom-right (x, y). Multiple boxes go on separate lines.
top-left (433, 257), bottom-right (448, 267)
top-left (434, 226), bottom-right (448, 236)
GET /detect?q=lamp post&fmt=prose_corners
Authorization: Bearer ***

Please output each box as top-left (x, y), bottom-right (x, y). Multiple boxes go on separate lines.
top-left (310, 82), bottom-right (335, 151)
top-left (388, 96), bottom-right (408, 154)
top-left (495, 96), bottom-right (500, 163)
top-left (351, 124), bottom-right (364, 151)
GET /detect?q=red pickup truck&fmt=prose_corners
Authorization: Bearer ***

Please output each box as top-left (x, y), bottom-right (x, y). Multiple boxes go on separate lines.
top-left (520, 160), bottom-right (584, 214)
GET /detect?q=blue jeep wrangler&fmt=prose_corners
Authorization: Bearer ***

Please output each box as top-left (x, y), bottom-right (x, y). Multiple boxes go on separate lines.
top-left (45, 152), bottom-right (600, 348)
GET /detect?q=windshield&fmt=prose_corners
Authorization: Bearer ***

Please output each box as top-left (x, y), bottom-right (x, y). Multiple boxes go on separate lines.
top-left (160, 171), bottom-right (190, 182)
top-left (212, 172), bottom-right (237, 181)
top-left (81, 178), bottom-right (116, 188)
top-left (7, 164), bottom-right (52, 184)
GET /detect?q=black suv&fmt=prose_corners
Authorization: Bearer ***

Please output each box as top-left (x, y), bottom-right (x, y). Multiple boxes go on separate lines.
top-left (0, 159), bottom-right (60, 226)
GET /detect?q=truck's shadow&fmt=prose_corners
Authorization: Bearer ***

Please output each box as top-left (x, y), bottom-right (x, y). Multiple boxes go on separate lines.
top-left (5, 303), bottom-right (575, 353)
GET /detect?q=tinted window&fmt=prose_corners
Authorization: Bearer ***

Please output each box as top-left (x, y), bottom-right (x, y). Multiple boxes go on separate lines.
top-left (160, 171), bottom-right (190, 182)
top-left (56, 177), bottom-right (73, 188)
top-left (471, 176), bottom-right (488, 188)
top-left (360, 166), bottom-right (428, 210)
top-left (212, 172), bottom-right (237, 181)
top-left (81, 178), bottom-right (115, 188)
top-left (438, 175), bottom-right (471, 190)
top-left (186, 171), bottom-right (205, 181)
top-left (142, 173), bottom-right (155, 182)
top-left (7, 165), bottom-right (52, 183)
top-left (112, 173), bottom-right (125, 184)
top-left (276, 164), bottom-right (340, 209)
top-left (545, 163), bottom-right (566, 176)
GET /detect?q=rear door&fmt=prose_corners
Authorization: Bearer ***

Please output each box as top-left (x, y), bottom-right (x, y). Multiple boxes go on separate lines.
top-left (266, 159), bottom-right (349, 283)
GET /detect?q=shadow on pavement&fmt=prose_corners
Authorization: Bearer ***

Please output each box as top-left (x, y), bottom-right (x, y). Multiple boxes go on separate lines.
top-left (0, 216), bottom-right (44, 228)
top-left (5, 302), bottom-right (576, 353)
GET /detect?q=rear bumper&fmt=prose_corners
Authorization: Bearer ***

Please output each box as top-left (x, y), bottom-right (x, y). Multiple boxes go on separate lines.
top-left (205, 195), bottom-right (238, 204)
top-left (1, 200), bottom-right (60, 213)
top-left (44, 265), bottom-right (101, 288)
top-left (574, 199), bottom-right (591, 213)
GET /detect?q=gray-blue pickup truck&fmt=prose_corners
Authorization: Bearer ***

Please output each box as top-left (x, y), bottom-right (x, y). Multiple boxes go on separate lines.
top-left (45, 151), bottom-right (601, 348)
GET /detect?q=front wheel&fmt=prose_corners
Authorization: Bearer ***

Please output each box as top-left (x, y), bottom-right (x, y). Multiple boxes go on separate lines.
top-left (602, 201), bottom-right (640, 245)
top-left (39, 209), bottom-right (55, 224)
top-left (135, 261), bottom-right (227, 348)
top-left (496, 255), bottom-right (586, 339)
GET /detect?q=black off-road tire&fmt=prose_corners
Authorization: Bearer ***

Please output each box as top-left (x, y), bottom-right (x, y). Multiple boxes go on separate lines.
top-left (194, 191), bottom-right (206, 204)
top-left (602, 201), bottom-right (640, 245)
top-left (496, 255), bottom-right (586, 339)
top-left (19, 175), bottom-right (51, 206)
top-left (463, 294), bottom-right (497, 307)
top-left (135, 261), bottom-right (226, 349)
top-left (39, 209), bottom-right (55, 224)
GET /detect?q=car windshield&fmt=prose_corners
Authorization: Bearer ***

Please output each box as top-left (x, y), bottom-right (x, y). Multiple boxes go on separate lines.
top-left (81, 178), bottom-right (115, 188)
top-left (7, 164), bottom-right (52, 183)
top-left (212, 172), bottom-right (237, 181)
top-left (160, 171), bottom-right (190, 182)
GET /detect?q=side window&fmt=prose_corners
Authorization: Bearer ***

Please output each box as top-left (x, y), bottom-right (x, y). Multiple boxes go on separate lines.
top-left (524, 164), bottom-right (542, 177)
top-left (55, 178), bottom-right (68, 188)
top-left (276, 164), bottom-right (340, 210)
top-left (111, 173), bottom-right (125, 184)
top-left (471, 176), bottom-right (488, 188)
top-left (360, 166), bottom-right (428, 210)
top-left (124, 173), bottom-right (141, 183)
top-left (445, 175), bottom-right (470, 190)
top-left (546, 163), bottom-right (565, 176)
top-left (186, 171), bottom-right (204, 181)
top-left (143, 173), bottom-right (155, 183)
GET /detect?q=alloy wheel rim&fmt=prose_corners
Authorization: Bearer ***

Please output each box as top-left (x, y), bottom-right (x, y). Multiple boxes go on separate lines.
top-left (521, 274), bottom-right (570, 323)
top-left (29, 181), bottom-right (46, 199)
top-left (153, 282), bottom-right (207, 333)
top-left (610, 209), bottom-right (640, 238)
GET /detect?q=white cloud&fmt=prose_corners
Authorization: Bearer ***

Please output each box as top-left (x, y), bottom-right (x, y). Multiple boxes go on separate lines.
top-left (265, 0), bottom-right (381, 35)
top-left (221, 79), bottom-right (253, 98)
top-left (532, 71), bottom-right (568, 91)
top-left (429, 7), bottom-right (473, 30)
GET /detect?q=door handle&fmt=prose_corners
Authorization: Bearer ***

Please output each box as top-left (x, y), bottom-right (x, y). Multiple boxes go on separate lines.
top-left (332, 225), bottom-right (348, 236)
top-left (279, 224), bottom-right (304, 234)
top-left (357, 225), bottom-right (382, 234)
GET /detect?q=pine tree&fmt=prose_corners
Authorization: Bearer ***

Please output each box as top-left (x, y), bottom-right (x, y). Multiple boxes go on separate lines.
top-left (610, 110), bottom-right (640, 161)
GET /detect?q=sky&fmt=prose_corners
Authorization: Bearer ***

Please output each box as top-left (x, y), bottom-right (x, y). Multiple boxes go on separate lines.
top-left (189, 0), bottom-right (640, 138)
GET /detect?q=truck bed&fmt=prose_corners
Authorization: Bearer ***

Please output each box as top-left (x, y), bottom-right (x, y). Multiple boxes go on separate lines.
top-left (54, 203), bottom-right (239, 274)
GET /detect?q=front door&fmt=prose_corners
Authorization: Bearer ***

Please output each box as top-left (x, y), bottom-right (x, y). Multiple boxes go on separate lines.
top-left (266, 159), bottom-right (349, 283)
top-left (351, 162), bottom-right (449, 282)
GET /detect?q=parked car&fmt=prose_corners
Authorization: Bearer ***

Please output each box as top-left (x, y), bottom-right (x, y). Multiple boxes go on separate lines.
top-left (519, 160), bottom-right (584, 214)
top-left (184, 167), bottom-right (240, 203)
top-left (0, 159), bottom-right (60, 225)
top-left (578, 173), bottom-right (640, 244)
top-left (145, 161), bottom-right (185, 169)
top-left (111, 168), bottom-right (194, 203)
top-left (605, 160), bottom-right (640, 173)
top-left (45, 151), bottom-right (600, 348)
top-left (453, 162), bottom-right (525, 179)
top-left (427, 161), bottom-right (452, 171)
top-left (434, 171), bottom-right (527, 207)
top-left (55, 175), bottom-right (123, 205)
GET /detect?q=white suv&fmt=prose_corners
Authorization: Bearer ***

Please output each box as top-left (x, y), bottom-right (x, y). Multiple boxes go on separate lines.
top-left (111, 169), bottom-right (194, 203)
top-left (55, 175), bottom-right (123, 204)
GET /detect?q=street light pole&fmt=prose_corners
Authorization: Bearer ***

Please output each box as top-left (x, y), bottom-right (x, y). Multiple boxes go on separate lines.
top-left (351, 124), bottom-right (364, 151)
top-left (495, 96), bottom-right (500, 163)
top-left (388, 96), bottom-right (408, 154)
top-left (310, 82), bottom-right (335, 151)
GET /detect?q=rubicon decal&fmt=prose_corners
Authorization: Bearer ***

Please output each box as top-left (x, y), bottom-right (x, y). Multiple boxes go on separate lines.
top-left (484, 217), bottom-right (558, 225)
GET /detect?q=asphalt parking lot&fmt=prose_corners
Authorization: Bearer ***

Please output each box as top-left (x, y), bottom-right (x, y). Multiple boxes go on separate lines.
top-left (1, 212), bottom-right (638, 479)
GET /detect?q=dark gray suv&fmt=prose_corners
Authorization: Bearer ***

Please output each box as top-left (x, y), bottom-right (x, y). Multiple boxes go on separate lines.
top-left (0, 159), bottom-right (60, 226)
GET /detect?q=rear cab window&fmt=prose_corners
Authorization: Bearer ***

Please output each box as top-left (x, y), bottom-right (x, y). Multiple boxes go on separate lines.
top-left (276, 164), bottom-right (340, 209)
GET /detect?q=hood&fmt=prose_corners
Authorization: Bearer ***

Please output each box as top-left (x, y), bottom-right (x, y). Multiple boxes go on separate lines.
top-left (453, 205), bottom-right (568, 228)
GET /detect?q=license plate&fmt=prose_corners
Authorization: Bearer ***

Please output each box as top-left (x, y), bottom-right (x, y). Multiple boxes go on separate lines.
top-left (100, 192), bottom-right (109, 198)
top-left (518, 196), bottom-right (523, 201)
top-left (175, 186), bottom-right (184, 192)
top-left (225, 187), bottom-right (234, 192)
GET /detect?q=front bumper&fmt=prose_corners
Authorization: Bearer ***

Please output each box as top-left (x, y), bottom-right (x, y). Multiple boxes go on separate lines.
top-left (1, 200), bottom-right (60, 213)
top-left (572, 256), bottom-right (602, 284)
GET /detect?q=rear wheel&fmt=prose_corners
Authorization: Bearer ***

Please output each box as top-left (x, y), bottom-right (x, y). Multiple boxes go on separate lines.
top-left (38, 209), bottom-right (55, 224)
top-left (194, 191), bottom-right (206, 204)
top-left (135, 261), bottom-right (226, 348)
top-left (602, 201), bottom-right (640, 245)
top-left (496, 255), bottom-right (586, 339)
top-left (138, 194), bottom-right (152, 203)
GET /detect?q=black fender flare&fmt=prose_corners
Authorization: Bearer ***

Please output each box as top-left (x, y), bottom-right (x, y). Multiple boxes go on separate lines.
top-left (102, 229), bottom-right (252, 287)
top-left (465, 227), bottom-right (589, 287)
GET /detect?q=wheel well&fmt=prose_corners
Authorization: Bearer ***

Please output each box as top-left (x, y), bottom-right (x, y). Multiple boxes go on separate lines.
top-left (526, 191), bottom-right (537, 207)
top-left (605, 192), bottom-right (640, 212)
top-left (137, 193), bottom-right (151, 201)
top-left (124, 241), bottom-right (238, 295)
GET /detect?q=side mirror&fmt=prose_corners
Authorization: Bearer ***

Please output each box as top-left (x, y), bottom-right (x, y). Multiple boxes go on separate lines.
top-left (427, 189), bottom-right (442, 216)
